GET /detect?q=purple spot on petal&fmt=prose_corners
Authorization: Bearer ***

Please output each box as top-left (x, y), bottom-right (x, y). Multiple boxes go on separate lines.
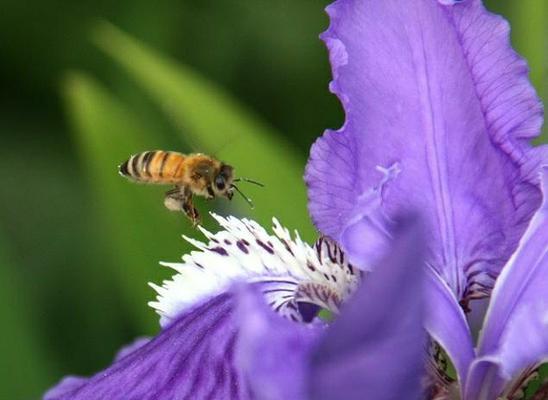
top-left (237, 240), bottom-right (249, 254)
top-left (286, 302), bottom-right (297, 310)
top-left (256, 239), bottom-right (274, 254)
top-left (209, 247), bottom-right (228, 256)
top-left (281, 239), bottom-right (294, 256)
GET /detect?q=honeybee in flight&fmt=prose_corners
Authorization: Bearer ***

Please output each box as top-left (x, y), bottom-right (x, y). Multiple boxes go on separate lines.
top-left (118, 150), bottom-right (262, 225)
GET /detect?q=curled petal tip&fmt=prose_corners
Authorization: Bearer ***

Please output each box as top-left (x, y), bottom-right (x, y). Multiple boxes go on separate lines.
top-left (340, 217), bottom-right (392, 269)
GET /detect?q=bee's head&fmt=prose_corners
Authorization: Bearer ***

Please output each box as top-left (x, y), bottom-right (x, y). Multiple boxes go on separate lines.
top-left (213, 164), bottom-right (234, 199)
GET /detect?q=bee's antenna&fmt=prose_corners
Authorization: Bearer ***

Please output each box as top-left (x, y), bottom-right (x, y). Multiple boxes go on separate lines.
top-left (231, 184), bottom-right (255, 209)
top-left (233, 177), bottom-right (264, 187)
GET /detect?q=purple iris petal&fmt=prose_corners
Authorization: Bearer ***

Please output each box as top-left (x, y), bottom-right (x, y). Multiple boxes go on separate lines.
top-left (424, 267), bottom-right (474, 395)
top-left (44, 377), bottom-right (88, 400)
top-left (45, 293), bottom-right (248, 400)
top-left (310, 217), bottom-right (426, 400)
top-left (305, 0), bottom-right (546, 301)
top-left (113, 337), bottom-right (151, 361)
top-left (337, 164), bottom-right (399, 269)
top-left (465, 168), bottom-right (548, 400)
top-left (236, 285), bottom-right (321, 400)
top-left (44, 337), bottom-right (151, 399)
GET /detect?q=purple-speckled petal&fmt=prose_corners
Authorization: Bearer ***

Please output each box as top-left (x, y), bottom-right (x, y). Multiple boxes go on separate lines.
top-left (236, 285), bottom-right (321, 400)
top-left (305, 0), bottom-right (546, 298)
top-left (45, 294), bottom-right (249, 400)
top-left (151, 215), bottom-right (359, 325)
top-left (465, 168), bottom-right (548, 400)
top-left (309, 217), bottom-right (426, 400)
top-left (424, 267), bottom-right (474, 396)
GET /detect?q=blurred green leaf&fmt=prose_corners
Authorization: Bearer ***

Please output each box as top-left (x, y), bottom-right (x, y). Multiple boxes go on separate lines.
top-left (0, 232), bottom-right (55, 398)
top-left (511, 0), bottom-right (547, 143)
top-left (525, 363), bottom-right (548, 398)
top-left (92, 22), bottom-right (316, 242)
top-left (506, 0), bottom-right (546, 99)
top-left (63, 72), bottom-right (197, 332)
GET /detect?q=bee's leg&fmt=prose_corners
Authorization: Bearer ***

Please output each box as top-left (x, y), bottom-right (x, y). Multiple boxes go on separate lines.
top-left (164, 186), bottom-right (200, 226)
top-left (182, 196), bottom-right (200, 227)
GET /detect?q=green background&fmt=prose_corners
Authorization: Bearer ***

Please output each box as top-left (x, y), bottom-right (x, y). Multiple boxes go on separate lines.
top-left (0, 1), bottom-right (545, 398)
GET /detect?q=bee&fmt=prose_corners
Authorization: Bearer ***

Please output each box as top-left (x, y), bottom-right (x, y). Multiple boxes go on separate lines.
top-left (118, 150), bottom-right (262, 225)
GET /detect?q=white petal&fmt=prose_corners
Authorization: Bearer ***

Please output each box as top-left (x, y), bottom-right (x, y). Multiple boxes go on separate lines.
top-left (149, 213), bottom-right (360, 326)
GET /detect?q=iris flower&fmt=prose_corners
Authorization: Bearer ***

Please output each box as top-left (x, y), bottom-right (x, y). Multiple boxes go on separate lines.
top-left (305, 0), bottom-right (547, 398)
top-left (45, 214), bottom-right (427, 400)
top-left (45, 0), bottom-right (547, 399)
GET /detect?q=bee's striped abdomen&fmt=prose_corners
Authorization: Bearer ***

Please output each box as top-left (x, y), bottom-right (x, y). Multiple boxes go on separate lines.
top-left (119, 151), bottom-right (186, 184)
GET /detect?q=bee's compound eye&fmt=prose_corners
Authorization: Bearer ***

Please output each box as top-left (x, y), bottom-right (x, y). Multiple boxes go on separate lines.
top-left (215, 175), bottom-right (226, 191)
